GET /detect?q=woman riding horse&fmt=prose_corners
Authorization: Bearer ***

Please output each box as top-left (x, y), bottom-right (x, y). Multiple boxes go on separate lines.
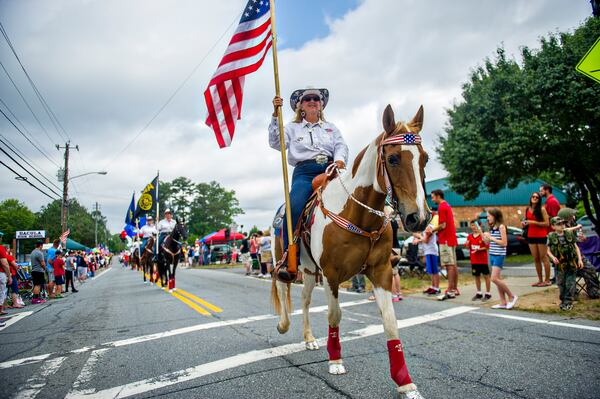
top-left (272, 104), bottom-right (431, 399)
top-left (269, 88), bottom-right (348, 282)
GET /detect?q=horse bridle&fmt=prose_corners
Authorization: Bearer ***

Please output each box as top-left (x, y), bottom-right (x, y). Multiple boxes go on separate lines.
top-left (319, 123), bottom-right (423, 240)
top-left (162, 223), bottom-right (186, 258)
top-left (377, 123), bottom-right (423, 219)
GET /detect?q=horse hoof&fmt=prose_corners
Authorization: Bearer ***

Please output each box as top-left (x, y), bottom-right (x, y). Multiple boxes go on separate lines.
top-left (398, 388), bottom-right (424, 399)
top-left (169, 289), bottom-right (173, 293)
top-left (172, 287), bottom-right (177, 292)
top-left (328, 361), bottom-right (346, 375)
top-left (276, 324), bottom-right (288, 334)
top-left (305, 341), bottom-right (319, 351)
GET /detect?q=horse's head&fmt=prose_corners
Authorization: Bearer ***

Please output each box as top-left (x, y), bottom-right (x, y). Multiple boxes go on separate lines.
top-left (173, 217), bottom-right (189, 242)
top-left (379, 104), bottom-right (431, 232)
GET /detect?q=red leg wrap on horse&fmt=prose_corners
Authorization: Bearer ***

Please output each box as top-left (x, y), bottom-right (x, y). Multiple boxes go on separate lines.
top-left (327, 326), bottom-right (341, 361)
top-left (387, 339), bottom-right (412, 387)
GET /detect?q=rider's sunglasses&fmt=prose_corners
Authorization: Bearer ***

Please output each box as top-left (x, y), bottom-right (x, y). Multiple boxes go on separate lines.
top-left (301, 95), bottom-right (321, 103)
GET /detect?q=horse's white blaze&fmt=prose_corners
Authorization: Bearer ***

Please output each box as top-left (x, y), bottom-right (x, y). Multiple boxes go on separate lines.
top-left (404, 145), bottom-right (426, 221)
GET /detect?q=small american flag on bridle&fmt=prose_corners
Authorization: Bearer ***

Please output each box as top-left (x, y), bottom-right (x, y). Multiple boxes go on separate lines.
top-left (60, 229), bottom-right (70, 245)
top-left (381, 133), bottom-right (422, 145)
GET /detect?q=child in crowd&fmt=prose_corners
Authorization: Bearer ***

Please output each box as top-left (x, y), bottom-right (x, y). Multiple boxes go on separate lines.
top-left (466, 219), bottom-right (491, 301)
top-left (420, 223), bottom-right (440, 295)
top-left (484, 208), bottom-right (518, 310)
top-left (52, 251), bottom-right (65, 299)
top-left (546, 217), bottom-right (585, 311)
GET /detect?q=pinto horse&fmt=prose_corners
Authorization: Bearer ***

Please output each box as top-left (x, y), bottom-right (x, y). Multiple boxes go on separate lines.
top-left (271, 105), bottom-right (431, 399)
top-left (158, 219), bottom-right (188, 292)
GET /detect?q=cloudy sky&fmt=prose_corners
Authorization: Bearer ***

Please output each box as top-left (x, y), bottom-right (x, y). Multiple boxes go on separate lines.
top-left (0, 0), bottom-right (593, 237)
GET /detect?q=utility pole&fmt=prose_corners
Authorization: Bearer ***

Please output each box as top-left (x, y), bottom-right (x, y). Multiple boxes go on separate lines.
top-left (56, 141), bottom-right (79, 235)
top-left (94, 202), bottom-right (100, 248)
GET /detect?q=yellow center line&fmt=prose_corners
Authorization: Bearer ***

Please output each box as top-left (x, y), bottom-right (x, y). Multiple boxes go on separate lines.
top-left (143, 273), bottom-right (215, 316)
top-left (176, 288), bottom-right (223, 313)
top-left (170, 292), bottom-right (211, 316)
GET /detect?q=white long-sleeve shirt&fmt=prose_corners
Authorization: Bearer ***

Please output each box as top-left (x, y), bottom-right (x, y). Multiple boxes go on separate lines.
top-left (157, 219), bottom-right (176, 234)
top-left (268, 117), bottom-right (348, 167)
top-left (140, 224), bottom-right (158, 238)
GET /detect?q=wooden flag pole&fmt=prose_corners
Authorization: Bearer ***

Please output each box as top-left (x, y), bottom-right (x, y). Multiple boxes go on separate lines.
top-left (269, 0), bottom-right (297, 274)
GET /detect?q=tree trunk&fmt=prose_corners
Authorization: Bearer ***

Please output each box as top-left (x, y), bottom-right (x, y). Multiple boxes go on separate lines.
top-left (575, 177), bottom-right (600, 235)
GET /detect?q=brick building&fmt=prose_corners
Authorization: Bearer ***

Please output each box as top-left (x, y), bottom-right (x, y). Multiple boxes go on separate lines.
top-left (425, 178), bottom-right (567, 230)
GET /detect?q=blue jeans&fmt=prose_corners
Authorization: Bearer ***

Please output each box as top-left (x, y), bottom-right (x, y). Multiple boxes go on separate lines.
top-left (489, 254), bottom-right (505, 268)
top-left (282, 161), bottom-right (328, 251)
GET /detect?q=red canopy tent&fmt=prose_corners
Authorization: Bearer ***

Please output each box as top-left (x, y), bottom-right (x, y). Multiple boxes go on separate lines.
top-left (201, 228), bottom-right (245, 244)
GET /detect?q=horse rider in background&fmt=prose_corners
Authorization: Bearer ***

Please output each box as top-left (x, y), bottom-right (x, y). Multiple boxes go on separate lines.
top-left (140, 215), bottom-right (158, 254)
top-left (156, 209), bottom-right (176, 261)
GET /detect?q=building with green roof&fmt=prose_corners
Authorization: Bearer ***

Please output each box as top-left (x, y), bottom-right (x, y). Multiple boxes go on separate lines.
top-left (426, 177), bottom-right (567, 229)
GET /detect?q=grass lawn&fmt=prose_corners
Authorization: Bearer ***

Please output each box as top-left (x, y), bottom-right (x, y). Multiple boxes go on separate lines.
top-left (505, 254), bottom-right (534, 264)
top-left (516, 287), bottom-right (600, 320)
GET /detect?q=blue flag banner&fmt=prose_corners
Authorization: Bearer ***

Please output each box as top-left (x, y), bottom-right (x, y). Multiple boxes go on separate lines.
top-left (125, 193), bottom-right (135, 225)
top-left (133, 175), bottom-right (158, 220)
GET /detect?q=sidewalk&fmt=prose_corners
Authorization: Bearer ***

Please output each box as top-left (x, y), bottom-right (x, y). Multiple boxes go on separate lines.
top-left (410, 263), bottom-right (549, 307)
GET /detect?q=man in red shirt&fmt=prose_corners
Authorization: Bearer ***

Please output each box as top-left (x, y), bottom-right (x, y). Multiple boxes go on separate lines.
top-left (540, 183), bottom-right (561, 221)
top-left (431, 189), bottom-right (459, 300)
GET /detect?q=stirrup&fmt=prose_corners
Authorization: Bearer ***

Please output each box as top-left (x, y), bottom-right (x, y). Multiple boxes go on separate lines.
top-left (275, 252), bottom-right (296, 283)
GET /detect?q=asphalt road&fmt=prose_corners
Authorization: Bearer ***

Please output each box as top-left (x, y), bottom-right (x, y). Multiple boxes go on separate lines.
top-left (1, 260), bottom-right (599, 399)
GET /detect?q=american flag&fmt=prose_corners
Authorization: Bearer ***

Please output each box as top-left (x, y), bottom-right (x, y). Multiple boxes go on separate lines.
top-left (204, 0), bottom-right (272, 148)
top-left (60, 228), bottom-right (70, 245)
top-left (381, 133), bottom-right (422, 146)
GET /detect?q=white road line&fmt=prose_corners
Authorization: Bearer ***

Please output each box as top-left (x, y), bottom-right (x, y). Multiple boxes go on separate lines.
top-left (0, 311), bottom-right (34, 332)
top-left (90, 268), bottom-right (112, 281)
top-left (13, 356), bottom-right (66, 399)
top-left (65, 306), bottom-right (476, 399)
top-left (66, 349), bottom-right (110, 398)
top-left (0, 299), bottom-right (372, 370)
top-left (473, 311), bottom-right (600, 332)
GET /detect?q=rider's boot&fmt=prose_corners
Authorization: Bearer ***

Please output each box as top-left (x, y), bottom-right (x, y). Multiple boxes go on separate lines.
top-left (276, 243), bottom-right (298, 283)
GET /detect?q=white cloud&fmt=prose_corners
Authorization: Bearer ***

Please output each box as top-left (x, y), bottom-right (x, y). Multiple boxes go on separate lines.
top-left (0, 0), bottom-right (591, 237)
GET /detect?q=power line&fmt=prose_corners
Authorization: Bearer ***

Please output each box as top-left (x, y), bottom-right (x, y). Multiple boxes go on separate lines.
top-left (103, 12), bottom-right (242, 170)
top-left (0, 146), bottom-right (62, 197)
top-left (0, 105), bottom-right (60, 167)
top-left (0, 159), bottom-right (58, 200)
top-left (0, 21), bottom-right (70, 143)
top-left (0, 61), bottom-right (61, 151)
top-left (0, 96), bottom-right (60, 167)
top-left (0, 134), bottom-right (62, 192)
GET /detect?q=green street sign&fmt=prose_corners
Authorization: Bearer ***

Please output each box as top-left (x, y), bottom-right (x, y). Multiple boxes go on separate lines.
top-left (576, 36), bottom-right (600, 84)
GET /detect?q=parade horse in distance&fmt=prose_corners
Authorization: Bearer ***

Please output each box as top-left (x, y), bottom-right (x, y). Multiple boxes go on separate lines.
top-left (271, 105), bottom-right (431, 399)
top-left (158, 218), bottom-right (188, 292)
top-left (140, 236), bottom-right (157, 284)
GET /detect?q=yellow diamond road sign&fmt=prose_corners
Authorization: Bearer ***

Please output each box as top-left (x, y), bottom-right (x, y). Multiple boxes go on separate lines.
top-left (576, 36), bottom-right (600, 85)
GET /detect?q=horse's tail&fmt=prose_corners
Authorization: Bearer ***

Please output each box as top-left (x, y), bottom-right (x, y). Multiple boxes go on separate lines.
top-left (271, 278), bottom-right (292, 315)
top-left (271, 232), bottom-right (292, 315)
top-left (271, 277), bottom-right (281, 315)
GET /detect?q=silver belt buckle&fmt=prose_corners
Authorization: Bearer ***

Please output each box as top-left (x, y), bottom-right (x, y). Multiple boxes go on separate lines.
top-left (315, 154), bottom-right (328, 165)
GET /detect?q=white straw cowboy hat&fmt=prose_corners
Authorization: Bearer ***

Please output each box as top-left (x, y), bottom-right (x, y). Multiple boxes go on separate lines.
top-left (290, 88), bottom-right (329, 111)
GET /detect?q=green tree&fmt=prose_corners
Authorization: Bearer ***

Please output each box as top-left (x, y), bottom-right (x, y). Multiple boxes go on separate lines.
top-left (188, 181), bottom-right (244, 237)
top-left (0, 199), bottom-right (36, 243)
top-left (438, 17), bottom-right (600, 231)
top-left (36, 199), bottom-right (110, 248)
top-left (107, 233), bottom-right (126, 253)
